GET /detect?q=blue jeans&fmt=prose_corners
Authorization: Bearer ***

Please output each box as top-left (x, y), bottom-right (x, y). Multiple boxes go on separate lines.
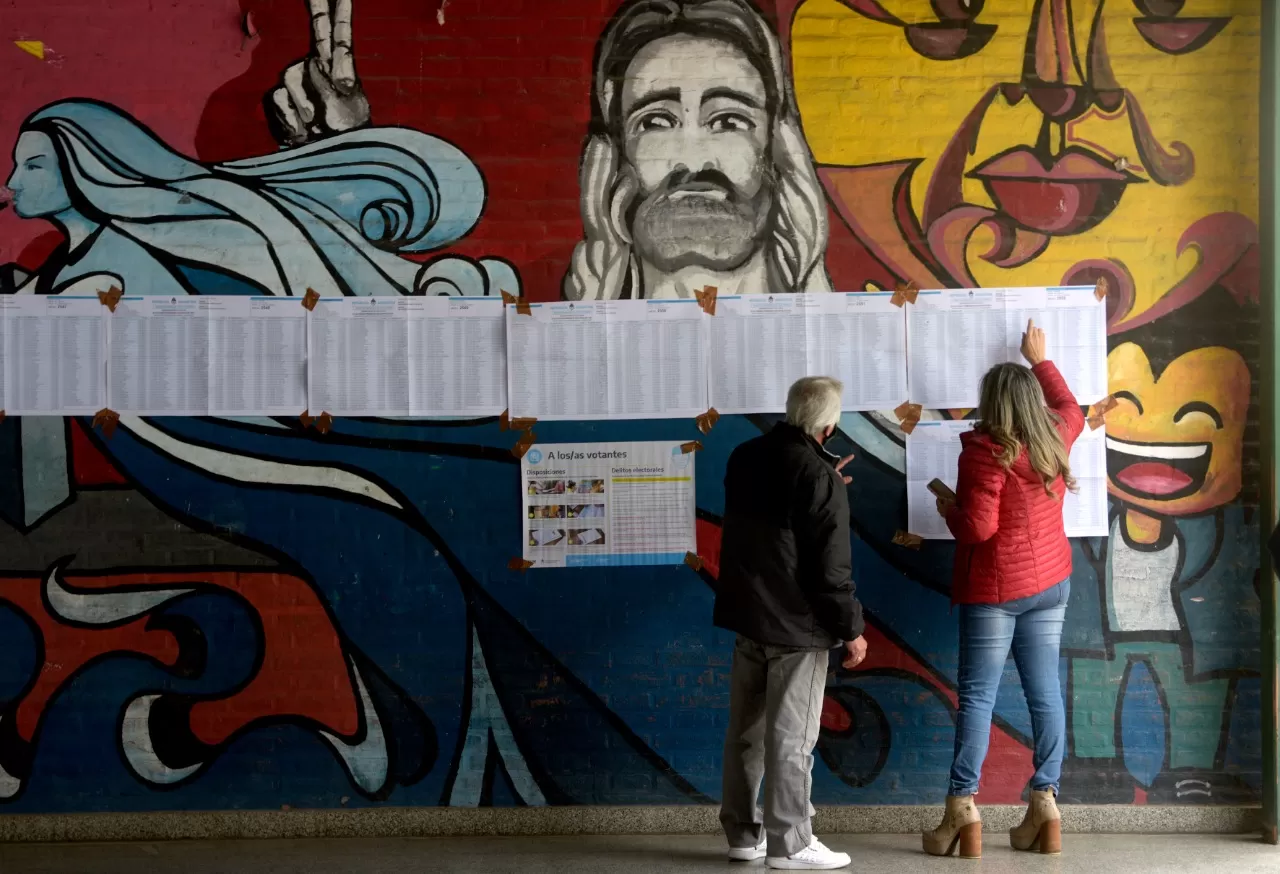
top-left (948, 579), bottom-right (1069, 797)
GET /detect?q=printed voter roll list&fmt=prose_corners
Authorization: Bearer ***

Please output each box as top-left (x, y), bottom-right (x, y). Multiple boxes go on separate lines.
top-left (206, 296), bottom-right (308, 417)
top-left (905, 419), bottom-right (1109, 540)
top-left (3, 295), bottom-right (105, 416)
top-left (521, 441), bottom-right (696, 568)
top-left (709, 292), bottom-right (907, 414)
top-left (505, 300), bottom-right (709, 421)
top-left (906, 286), bottom-right (1106, 410)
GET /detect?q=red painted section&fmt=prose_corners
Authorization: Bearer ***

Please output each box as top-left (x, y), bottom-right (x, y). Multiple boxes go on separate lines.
top-left (70, 420), bottom-right (127, 486)
top-left (0, 573), bottom-right (179, 741)
top-left (695, 518), bottom-right (723, 580)
top-left (0, 0), bottom-right (251, 264)
top-left (0, 569), bottom-right (359, 749)
top-left (14, 231), bottom-right (62, 273)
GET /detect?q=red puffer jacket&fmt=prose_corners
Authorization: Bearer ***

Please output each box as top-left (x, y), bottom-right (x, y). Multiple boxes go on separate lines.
top-left (945, 361), bottom-right (1085, 605)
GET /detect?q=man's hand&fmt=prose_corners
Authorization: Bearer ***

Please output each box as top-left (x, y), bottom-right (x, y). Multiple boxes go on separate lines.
top-left (834, 454), bottom-right (854, 486)
top-left (842, 636), bottom-right (867, 670)
top-left (1020, 318), bottom-right (1047, 366)
top-left (935, 495), bottom-right (955, 517)
top-left (269, 0), bottom-right (371, 147)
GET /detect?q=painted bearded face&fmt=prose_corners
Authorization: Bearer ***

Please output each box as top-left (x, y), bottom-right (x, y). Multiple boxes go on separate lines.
top-left (621, 34), bottom-right (775, 273)
top-left (790, 0), bottom-right (1256, 320)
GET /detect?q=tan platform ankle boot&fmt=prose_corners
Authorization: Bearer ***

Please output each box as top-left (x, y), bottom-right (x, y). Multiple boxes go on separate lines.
top-left (1009, 788), bottom-right (1062, 854)
top-left (921, 795), bottom-right (982, 858)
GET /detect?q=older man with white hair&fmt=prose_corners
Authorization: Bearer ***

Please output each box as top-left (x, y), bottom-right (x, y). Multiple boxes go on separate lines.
top-left (714, 376), bottom-right (866, 871)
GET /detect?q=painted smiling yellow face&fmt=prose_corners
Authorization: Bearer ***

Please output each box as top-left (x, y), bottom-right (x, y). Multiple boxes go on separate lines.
top-left (1104, 340), bottom-right (1249, 517)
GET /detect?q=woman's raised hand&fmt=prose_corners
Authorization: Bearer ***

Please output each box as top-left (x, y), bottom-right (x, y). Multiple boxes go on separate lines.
top-left (1020, 318), bottom-right (1047, 366)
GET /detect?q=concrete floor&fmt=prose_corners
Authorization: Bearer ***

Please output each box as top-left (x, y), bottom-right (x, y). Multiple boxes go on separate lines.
top-left (0, 834), bottom-right (1276, 873)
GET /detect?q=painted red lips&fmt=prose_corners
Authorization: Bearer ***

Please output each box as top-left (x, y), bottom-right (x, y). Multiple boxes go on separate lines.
top-left (1106, 436), bottom-right (1212, 501)
top-left (969, 146), bottom-right (1144, 236)
top-left (1113, 461), bottom-right (1194, 496)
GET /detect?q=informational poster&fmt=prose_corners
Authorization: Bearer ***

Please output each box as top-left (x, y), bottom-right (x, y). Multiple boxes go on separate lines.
top-left (5, 296), bottom-right (106, 416)
top-left (206, 296), bottom-right (308, 416)
top-left (108, 296), bottom-right (209, 415)
top-left (520, 440), bottom-right (696, 567)
top-left (407, 295), bottom-right (506, 416)
top-left (307, 297), bottom-right (411, 416)
top-left (506, 299), bottom-right (709, 421)
top-left (906, 419), bottom-right (1109, 540)
top-left (906, 286), bottom-right (1106, 409)
top-left (709, 292), bottom-right (907, 414)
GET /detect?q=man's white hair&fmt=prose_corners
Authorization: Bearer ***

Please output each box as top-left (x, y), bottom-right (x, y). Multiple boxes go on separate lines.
top-left (564, 0), bottom-right (830, 301)
top-left (786, 376), bottom-right (843, 438)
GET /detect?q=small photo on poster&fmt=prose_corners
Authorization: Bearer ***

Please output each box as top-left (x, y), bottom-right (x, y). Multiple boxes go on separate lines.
top-left (529, 528), bottom-right (566, 547)
top-left (567, 504), bottom-right (606, 519)
top-left (568, 479), bottom-right (605, 495)
top-left (528, 479), bottom-right (566, 496)
top-left (568, 528), bottom-right (606, 547)
top-left (528, 504), bottom-right (566, 520)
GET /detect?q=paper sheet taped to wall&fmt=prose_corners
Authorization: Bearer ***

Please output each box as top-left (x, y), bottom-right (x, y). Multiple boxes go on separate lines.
top-left (906, 286), bottom-right (1107, 410)
top-left (708, 292), bottom-right (907, 414)
top-left (308, 296), bottom-right (506, 417)
top-left (108, 296), bottom-right (210, 415)
top-left (4, 295), bottom-right (106, 416)
top-left (521, 440), bottom-right (696, 568)
top-left (207, 296), bottom-right (308, 416)
top-left (906, 419), bottom-right (1108, 540)
top-left (506, 299), bottom-right (709, 420)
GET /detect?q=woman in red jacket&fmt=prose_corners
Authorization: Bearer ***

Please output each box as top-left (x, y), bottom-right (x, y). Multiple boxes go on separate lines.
top-left (922, 320), bottom-right (1085, 860)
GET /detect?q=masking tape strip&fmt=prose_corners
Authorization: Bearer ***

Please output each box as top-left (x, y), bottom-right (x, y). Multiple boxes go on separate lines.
top-left (694, 285), bottom-right (718, 316)
top-left (508, 557), bottom-right (534, 572)
top-left (894, 400), bottom-right (921, 420)
top-left (892, 530), bottom-right (924, 550)
top-left (894, 401), bottom-right (923, 435)
top-left (98, 286), bottom-right (123, 312)
top-left (1091, 394), bottom-right (1118, 417)
top-left (501, 289), bottom-right (531, 316)
top-left (695, 407), bottom-right (720, 435)
top-left (499, 409), bottom-right (538, 432)
top-left (92, 408), bottom-right (120, 439)
top-left (512, 430), bottom-right (537, 459)
top-left (890, 280), bottom-right (919, 308)
top-left (1094, 276), bottom-right (1110, 302)
top-left (0, 411), bottom-right (6, 425)
top-left (301, 288), bottom-right (321, 311)
top-left (315, 412), bottom-right (334, 435)
top-left (300, 410), bottom-right (314, 429)
top-left (1087, 415), bottom-right (1105, 431)
top-left (684, 552), bottom-right (704, 572)
top-left (680, 440), bottom-right (703, 454)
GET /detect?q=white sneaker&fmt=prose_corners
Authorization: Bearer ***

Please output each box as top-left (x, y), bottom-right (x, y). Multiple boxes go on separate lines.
top-left (766, 838), bottom-right (852, 870)
top-left (728, 836), bottom-right (767, 861)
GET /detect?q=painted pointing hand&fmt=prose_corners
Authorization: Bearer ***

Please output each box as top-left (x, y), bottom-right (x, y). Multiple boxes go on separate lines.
top-left (269, 0), bottom-right (370, 146)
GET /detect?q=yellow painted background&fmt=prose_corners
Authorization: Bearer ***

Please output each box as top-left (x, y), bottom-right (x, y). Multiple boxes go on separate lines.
top-left (791, 0), bottom-right (1259, 323)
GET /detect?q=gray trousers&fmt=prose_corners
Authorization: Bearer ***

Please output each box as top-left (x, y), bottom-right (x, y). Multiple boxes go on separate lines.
top-left (720, 635), bottom-right (827, 857)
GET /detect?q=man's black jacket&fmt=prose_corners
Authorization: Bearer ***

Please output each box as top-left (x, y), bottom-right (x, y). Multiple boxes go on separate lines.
top-left (713, 423), bottom-right (865, 649)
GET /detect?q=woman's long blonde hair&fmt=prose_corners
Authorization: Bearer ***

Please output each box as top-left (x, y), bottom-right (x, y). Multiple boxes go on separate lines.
top-left (976, 363), bottom-right (1076, 498)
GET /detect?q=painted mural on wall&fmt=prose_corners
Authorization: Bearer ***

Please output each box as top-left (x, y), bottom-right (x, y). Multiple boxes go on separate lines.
top-left (0, 0), bottom-right (1261, 811)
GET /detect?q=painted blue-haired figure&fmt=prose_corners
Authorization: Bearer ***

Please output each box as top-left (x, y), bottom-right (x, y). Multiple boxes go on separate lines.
top-left (4, 99), bottom-right (516, 299)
